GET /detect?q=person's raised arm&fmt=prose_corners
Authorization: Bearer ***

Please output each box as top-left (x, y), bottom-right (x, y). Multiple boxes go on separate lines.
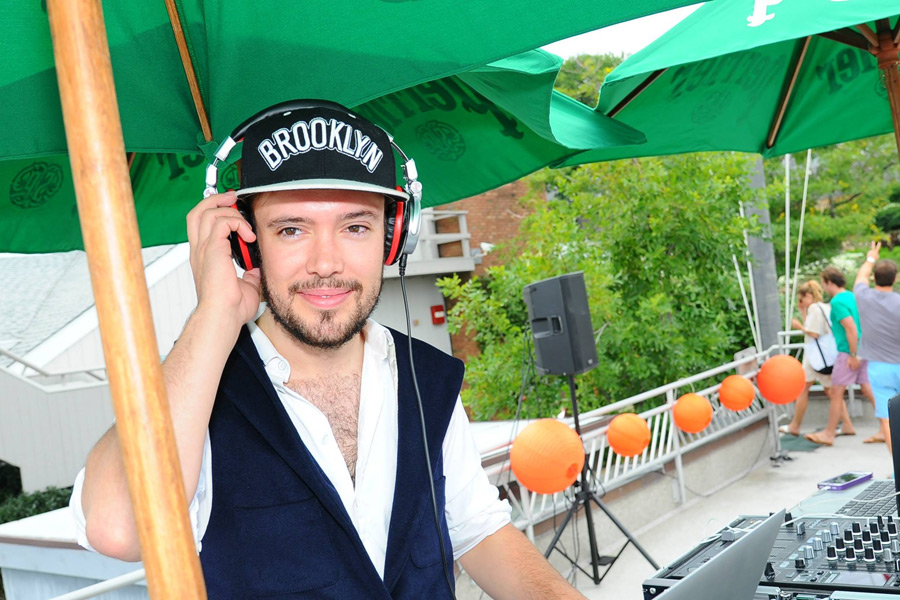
top-left (459, 523), bottom-right (587, 599)
top-left (855, 241), bottom-right (881, 287)
top-left (80, 191), bottom-right (260, 561)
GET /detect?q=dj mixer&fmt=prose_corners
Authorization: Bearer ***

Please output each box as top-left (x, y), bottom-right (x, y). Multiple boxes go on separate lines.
top-left (643, 480), bottom-right (900, 599)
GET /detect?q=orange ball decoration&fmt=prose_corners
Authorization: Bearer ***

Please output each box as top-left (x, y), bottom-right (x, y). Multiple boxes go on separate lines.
top-left (673, 393), bottom-right (714, 433)
top-left (718, 375), bottom-right (756, 411)
top-left (606, 413), bottom-right (651, 457)
top-left (510, 419), bottom-right (585, 495)
top-left (757, 355), bottom-right (805, 405)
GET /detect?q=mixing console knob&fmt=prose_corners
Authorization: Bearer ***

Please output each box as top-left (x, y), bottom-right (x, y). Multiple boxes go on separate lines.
top-left (836, 537), bottom-right (846, 552)
top-left (822, 530), bottom-right (833, 544)
top-left (874, 538), bottom-right (884, 553)
top-left (796, 522), bottom-right (806, 536)
top-left (846, 547), bottom-right (857, 562)
top-left (879, 515), bottom-right (886, 529)
top-left (863, 530), bottom-right (873, 543)
top-left (853, 522), bottom-right (863, 536)
top-left (865, 547), bottom-right (876, 565)
top-left (891, 539), bottom-right (900, 553)
top-left (895, 558), bottom-right (900, 573)
top-left (831, 522), bottom-right (841, 536)
top-left (804, 545), bottom-right (815, 560)
top-left (826, 546), bottom-right (838, 563)
top-left (890, 522), bottom-right (898, 537)
top-left (882, 530), bottom-right (891, 544)
top-left (812, 538), bottom-right (824, 552)
top-left (855, 538), bottom-right (864, 552)
top-left (795, 557), bottom-right (807, 570)
top-left (764, 562), bottom-right (776, 581)
top-left (845, 529), bottom-right (855, 543)
top-left (885, 548), bottom-right (894, 565)
top-left (871, 521), bottom-right (880, 534)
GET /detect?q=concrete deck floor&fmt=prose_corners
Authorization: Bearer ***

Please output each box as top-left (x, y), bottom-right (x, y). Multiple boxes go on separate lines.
top-left (575, 404), bottom-right (894, 599)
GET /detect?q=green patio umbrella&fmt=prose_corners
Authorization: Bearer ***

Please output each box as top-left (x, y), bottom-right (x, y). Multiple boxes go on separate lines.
top-left (560, 0), bottom-right (900, 166)
top-left (4, 0), bottom-right (693, 161)
top-left (0, 49), bottom-right (644, 253)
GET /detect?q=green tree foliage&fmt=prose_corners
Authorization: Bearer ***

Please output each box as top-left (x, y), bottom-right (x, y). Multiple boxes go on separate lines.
top-left (553, 53), bottom-right (623, 107)
top-left (875, 204), bottom-right (900, 233)
top-left (764, 134), bottom-right (900, 272)
top-left (439, 153), bottom-right (757, 420)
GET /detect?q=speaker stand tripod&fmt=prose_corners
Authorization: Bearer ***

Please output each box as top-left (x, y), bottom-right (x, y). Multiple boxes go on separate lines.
top-left (543, 375), bottom-right (660, 584)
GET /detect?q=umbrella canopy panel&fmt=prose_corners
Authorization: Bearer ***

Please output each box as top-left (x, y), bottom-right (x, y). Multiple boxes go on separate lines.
top-left (0, 51), bottom-right (645, 254)
top-left (561, 0), bottom-right (900, 165)
top-left (3, 0), bottom-right (693, 161)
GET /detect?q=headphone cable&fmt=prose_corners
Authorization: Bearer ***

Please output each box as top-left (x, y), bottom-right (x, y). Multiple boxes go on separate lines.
top-left (398, 255), bottom-right (457, 599)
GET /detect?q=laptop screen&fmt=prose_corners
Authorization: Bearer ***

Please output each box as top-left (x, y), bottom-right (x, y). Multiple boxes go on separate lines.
top-left (887, 393), bottom-right (900, 515)
top-left (658, 510), bottom-right (784, 600)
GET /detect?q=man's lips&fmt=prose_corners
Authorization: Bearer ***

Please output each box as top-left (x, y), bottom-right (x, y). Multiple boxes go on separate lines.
top-left (297, 288), bottom-right (353, 309)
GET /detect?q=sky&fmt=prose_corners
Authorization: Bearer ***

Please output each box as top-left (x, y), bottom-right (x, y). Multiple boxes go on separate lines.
top-left (541, 3), bottom-right (702, 59)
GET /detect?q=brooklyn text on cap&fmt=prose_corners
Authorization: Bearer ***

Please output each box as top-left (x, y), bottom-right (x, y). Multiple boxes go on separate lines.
top-left (237, 101), bottom-right (408, 201)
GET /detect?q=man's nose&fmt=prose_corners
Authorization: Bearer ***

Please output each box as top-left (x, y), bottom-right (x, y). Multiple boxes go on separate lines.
top-left (306, 233), bottom-right (342, 277)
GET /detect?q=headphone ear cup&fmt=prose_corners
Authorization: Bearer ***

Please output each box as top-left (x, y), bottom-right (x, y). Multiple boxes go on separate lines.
top-left (384, 198), bottom-right (410, 266)
top-left (229, 200), bottom-right (260, 270)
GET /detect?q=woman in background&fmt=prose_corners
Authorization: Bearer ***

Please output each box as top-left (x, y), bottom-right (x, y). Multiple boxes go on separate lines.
top-left (780, 280), bottom-right (856, 437)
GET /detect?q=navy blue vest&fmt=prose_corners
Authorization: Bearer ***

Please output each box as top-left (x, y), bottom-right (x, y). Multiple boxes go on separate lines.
top-left (199, 326), bottom-right (465, 599)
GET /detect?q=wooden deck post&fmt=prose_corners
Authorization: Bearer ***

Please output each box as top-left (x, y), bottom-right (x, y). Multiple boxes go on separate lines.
top-left (46, 0), bottom-right (207, 597)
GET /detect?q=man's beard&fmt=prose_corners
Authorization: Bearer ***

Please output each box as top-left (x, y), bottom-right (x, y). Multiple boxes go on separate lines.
top-left (261, 270), bottom-right (382, 350)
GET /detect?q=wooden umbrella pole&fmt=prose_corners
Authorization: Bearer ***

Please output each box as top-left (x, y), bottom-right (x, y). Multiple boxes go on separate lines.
top-left (874, 32), bottom-right (900, 161)
top-left (46, 0), bottom-right (207, 598)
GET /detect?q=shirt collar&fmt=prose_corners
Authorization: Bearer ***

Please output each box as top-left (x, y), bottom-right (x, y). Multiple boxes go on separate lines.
top-left (247, 319), bottom-right (393, 378)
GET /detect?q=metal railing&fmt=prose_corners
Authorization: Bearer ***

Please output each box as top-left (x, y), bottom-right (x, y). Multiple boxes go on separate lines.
top-left (482, 345), bottom-right (778, 542)
top-left (0, 346), bottom-right (109, 385)
top-left (49, 570), bottom-right (146, 600)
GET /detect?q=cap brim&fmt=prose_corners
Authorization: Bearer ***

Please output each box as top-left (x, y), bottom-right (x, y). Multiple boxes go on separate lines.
top-left (237, 178), bottom-right (409, 201)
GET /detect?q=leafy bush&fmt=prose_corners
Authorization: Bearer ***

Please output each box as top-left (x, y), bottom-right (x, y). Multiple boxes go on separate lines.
top-left (0, 487), bottom-right (72, 525)
top-left (875, 204), bottom-right (900, 233)
top-left (440, 152), bottom-right (757, 419)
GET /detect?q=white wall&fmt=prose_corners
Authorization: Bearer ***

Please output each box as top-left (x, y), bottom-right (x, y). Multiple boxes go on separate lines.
top-left (373, 275), bottom-right (451, 355)
top-left (38, 259), bottom-right (197, 374)
top-left (0, 371), bottom-right (113, 492)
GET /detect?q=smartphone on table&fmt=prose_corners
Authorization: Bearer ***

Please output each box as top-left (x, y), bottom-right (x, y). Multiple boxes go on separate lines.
top-left (817, 471), bottom-right (873, 491)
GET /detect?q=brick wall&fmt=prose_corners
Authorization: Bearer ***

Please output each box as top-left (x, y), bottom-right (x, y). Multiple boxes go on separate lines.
top-left (437, 179), bottom-right (543, 362)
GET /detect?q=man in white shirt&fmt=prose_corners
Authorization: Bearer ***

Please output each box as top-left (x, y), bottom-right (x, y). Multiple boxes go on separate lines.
top-left (71, 100), bottom-right (585, 599)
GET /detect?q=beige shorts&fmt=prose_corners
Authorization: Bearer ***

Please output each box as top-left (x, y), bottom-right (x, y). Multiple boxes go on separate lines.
top-left (803, 358), bottom-right (832, 387)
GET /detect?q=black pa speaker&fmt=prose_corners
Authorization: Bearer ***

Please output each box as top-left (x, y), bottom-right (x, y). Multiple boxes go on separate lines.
top-left (523, 272), bottom-right (598, 376)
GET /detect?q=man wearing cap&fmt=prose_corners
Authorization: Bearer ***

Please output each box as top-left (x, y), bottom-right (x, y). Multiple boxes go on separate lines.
top-left (70, 101), bottom-right (586, 599)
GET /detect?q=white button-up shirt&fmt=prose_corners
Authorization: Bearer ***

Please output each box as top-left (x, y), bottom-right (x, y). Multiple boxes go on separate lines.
top-left (71, 320), bottom-right (510, 578)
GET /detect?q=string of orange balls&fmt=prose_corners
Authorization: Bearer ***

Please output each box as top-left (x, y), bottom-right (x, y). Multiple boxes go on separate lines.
top-left (509, 355), bottom-right (805, 496)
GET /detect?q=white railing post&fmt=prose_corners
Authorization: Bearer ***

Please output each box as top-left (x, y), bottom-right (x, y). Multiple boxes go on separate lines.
top-left (667, 388), bottom-right (687, 505)
top-left (49, 569), bottom-right (146, 600)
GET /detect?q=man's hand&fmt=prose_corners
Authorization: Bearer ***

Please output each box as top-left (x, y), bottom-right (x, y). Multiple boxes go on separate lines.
top-left (186, 191), bottom-right (261, 328)
top-left (867, 241), bottom-right (881, 263)
top-left (848, 355), bottom-right (860, 371)
top-left (856, 241), bottom-right (881, 286)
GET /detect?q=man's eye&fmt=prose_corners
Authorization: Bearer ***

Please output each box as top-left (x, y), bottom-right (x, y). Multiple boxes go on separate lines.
top-left (280, 227), bottom-right (300, 237)
top-left (346, 225), bottom-right (369, 234)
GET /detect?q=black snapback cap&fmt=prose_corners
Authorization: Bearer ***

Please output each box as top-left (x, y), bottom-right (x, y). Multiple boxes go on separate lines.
top-left (237, 101), bottom-right (408, 201)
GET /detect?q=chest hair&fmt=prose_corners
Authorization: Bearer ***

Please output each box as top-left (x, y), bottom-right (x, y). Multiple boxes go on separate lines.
top-left (286, 373), bottom-right (362, 483)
